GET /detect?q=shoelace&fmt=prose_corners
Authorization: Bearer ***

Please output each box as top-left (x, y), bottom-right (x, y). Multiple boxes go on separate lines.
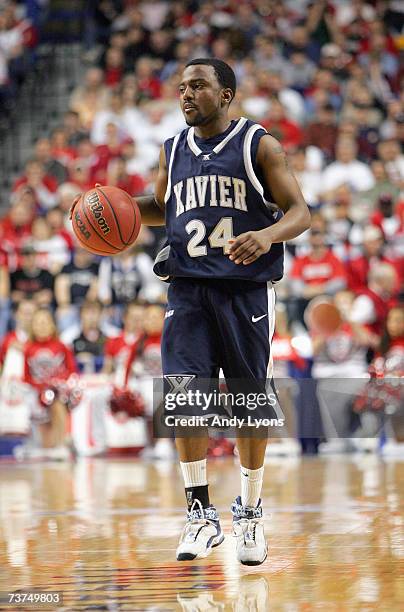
top-left (233, 518), bottom-right (261, 544)
top-left (181, 500), bottom-right (217, 542)
top-left (245, 519), bottom-right (258, 543)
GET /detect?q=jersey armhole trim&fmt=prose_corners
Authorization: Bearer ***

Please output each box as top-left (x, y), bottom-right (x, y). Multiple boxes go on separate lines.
top-left (243, 124), bottom-right (268, 200)
top-left (164, 134), bottom-right (180, 204)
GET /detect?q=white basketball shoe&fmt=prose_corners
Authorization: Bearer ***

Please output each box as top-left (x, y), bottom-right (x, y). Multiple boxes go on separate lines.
top-left (176, 499), bottom-right (224, 561)
top-left (231, 496), bottom-right (268, 566)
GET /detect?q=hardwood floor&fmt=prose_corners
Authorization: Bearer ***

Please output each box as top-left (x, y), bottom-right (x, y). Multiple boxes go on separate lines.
top-left (0, 455), bottom-right (403, 610)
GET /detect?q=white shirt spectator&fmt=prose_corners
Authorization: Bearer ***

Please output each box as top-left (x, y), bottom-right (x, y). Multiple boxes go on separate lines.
top-left (34, 235), bottom-right (70, 273)
top-left (279, 88), bottom-right (305, 125)
top-left (322, 160), bottom-right (375, 192)
top-left (91, 107), bottom-right (149, 145)
top-left (125, 142), bottom-right (160, 175)
top-left (242, 96), bottom-right (270, 120)
top-left (385, 156), bottom-right (404, 184)
top-left (295, 169), bottom-right (323, 207)
top-left (139, 1), bottom-right (170, 31)
top-left (350, 295), bottom-right (376, 325)
top-left (0, 24), bottom-right (22, 57)
top-left (61, 321), bottom-right (120, 346)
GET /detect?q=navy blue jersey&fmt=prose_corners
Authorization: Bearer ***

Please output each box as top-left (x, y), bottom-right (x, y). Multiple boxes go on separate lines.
top-left (154, 117), bottom-right (284, 283)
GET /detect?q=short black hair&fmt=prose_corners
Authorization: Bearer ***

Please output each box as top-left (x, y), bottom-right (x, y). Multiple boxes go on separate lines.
top-left (185, 58), bottom-right (236, 101)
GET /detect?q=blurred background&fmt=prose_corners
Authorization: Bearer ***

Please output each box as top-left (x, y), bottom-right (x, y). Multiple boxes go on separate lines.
top-left (0, 0), bottom-right (403, 461)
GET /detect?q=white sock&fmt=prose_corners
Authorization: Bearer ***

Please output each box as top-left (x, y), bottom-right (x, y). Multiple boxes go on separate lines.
top-left (240, 465), bottom-right (264, 508)
top-left (180, 459), bottom-right (207, 488)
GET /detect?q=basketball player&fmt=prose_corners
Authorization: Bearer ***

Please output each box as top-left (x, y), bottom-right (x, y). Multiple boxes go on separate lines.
top-left (130, 59), bottom-right (311, 565)
top-left (73, 59), bottom-right (310, 564)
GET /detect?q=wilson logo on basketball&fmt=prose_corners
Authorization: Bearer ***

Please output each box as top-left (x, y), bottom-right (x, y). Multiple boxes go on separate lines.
top-left (74, 211), bottom-right (91, 240)
top-left (87, 192), bottom-right (111, 235)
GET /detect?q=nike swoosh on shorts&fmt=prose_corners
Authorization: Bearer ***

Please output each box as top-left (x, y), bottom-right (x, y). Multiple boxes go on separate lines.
top-left (251, 314), bottom-right (267, 323)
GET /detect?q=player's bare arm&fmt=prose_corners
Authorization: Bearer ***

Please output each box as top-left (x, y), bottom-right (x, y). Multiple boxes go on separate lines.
top-left (228, 135), bottom-right (311, 265)
top-left (135, 146), bottom-right (167, 226)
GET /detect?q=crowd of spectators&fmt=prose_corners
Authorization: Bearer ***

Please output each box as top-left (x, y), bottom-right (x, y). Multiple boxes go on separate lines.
top-left (0, 0), bottom-right (403, 456)
top-left (0, 1), bottom-right (39, 118)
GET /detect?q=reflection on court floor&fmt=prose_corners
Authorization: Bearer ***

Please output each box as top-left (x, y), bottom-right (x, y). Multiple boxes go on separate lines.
top-left (0, 456), bottom-right (403, 610)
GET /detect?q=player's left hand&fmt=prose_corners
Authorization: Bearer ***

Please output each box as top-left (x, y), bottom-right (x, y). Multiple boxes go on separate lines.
top-left (228, 230), bottom-right (272, 265)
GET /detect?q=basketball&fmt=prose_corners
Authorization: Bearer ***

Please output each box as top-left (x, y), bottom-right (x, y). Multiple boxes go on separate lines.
top-left (71, 185), bottom-right (141, 256)
top-left (305, 298), bottom-right (343, 335)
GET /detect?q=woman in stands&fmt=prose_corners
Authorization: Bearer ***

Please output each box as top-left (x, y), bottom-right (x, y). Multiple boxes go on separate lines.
top-left (379, 305), bottom-right (404, 371)
top-left (24, 308), bottom-right (78, 459)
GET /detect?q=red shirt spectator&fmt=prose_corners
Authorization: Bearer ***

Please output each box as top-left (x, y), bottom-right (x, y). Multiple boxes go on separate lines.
top-left (95, 142), bottom-right (124, 171)
top-left (350, 263), bottom-right (398, 338)
top-left (291, 249), bottom-right (346, 286)
top-left (125, 304), bottom-right (165, 384)
top-left (303, 104), bottom-right (338, 160)
top-left (262, 99), bottom-right (302, 150)
top-left (45, 207), bottom-right (75, 252)
top-left (0, 248), bottom-right (8, 269)
top-left (103, 302), bottom-right (145, 384)
top-left (0, 212), bottom-right (32, 252)
top-left (114, 173), bottom-right (146, 196)
top-left (396, 201), bottom-right (404, 232)
top-left (0, 193), bottom-right (35, 264)
top-left (135, 58), bottom-right (162, 99)
top-left (13, 161), bottom-right (58, 210)
top-left (104, 334), bottom-right (136, 384)
top-left (0, 299), bottom-right (36, 370)
top-left (106, 157), bottom-right (146, 196)
top-left (370, 196), bottom-right (402, 242)
top-left (346, 225), bottom-right (402, 293)
top-left (24, 338), bottom-right (77, 389)
top-left (290, 229), bottom-right (347, 301)
top-left (125, 332), bottom-right (162, 384)
top-left (67, 161), bottom-right (93, 192)
top-left (24, 309), bottom-right (77, 390)
top-left (13, 172), bottom-right (57, 197)
top-left (91, 123), bottom-right (129, 182)
top-left (103, 47), bottom-right (124, 87)
top-left (347, 254), bottom-right (401, 293)
top-left (50, 128), bottom-right (77, 167)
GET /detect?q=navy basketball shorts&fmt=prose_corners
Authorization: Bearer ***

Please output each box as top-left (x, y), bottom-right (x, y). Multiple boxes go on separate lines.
top-left (161, 277), bottom-right (279, 422)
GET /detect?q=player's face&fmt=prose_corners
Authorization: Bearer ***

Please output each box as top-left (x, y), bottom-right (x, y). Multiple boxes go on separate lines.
top-left (179, 65), bottom-right (225, 126)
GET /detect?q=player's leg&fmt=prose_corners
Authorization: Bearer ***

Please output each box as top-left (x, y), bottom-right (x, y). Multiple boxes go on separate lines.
top-left (162, 279), bottom-right (224, 560)
top-left (175, 427), bottom-right (224, 561)
top-left (213, 280), bottom-right (276, 565)
top-left (176, 428), bottom-right (210, 513)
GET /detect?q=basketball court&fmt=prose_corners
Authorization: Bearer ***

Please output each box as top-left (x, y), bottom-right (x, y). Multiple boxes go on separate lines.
top-left (1, 455), bottom-right (402, 611)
